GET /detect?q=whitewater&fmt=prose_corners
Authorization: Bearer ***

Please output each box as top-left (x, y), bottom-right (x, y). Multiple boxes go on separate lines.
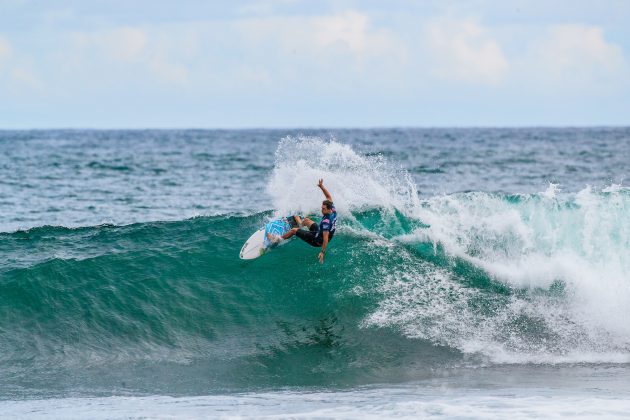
top-left (1, 128), bottom-right (629, 418)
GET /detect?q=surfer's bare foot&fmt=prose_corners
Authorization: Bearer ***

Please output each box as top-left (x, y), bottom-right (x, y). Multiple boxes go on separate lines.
top-left (267, 233), bottom-right (281, 243)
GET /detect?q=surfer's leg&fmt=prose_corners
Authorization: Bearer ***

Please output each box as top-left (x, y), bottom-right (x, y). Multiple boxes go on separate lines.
top-left (295, 229), bottom-right (321, 247)
top-left (281, 227), bottom-right (299, 240)
top-left (302, 217), bottom-right (315, 229)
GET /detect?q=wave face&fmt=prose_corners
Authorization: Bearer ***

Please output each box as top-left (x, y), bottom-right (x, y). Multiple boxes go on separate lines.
top-left (0, 214), bottom-right (459, 396)
top-left (2, 135), bottom-right (630, 397)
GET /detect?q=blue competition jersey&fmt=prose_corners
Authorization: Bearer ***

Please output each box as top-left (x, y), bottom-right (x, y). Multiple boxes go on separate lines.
top-left (317, 207), bottom-right (337, 240)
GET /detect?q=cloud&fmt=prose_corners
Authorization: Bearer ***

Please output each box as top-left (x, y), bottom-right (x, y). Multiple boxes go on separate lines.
top-left (10, 65), bottom-right (43, 90)
top-left (424, 18), bottom-right (509, 86)
top-left (71, 26), bottom-right (148, 62)
top-left (5, 10), bottom-right (408, 100)
top-left (312, 11), bottom-right (381, 57)
top-left (530, 24), bottom-right (628, 90)
top-left (2, 2), bottom-right (628, 127)
top-left (104, 27), bottom-right (148, 61)
top-left (235, 10), bottom-right (407, 65)
top-left (148, 56), bottom-right (189, 85)
top-left (67, 26), bottom-right (191, 86)
top-left (230, 10), bottom-right (409, 97)
top-left (0, 38), bottom-right (44, 94)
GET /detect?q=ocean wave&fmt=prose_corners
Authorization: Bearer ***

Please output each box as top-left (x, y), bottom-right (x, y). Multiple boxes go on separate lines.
top-left (2, 136), bottom-right (630, 395)
top-left (1, 183), bottom-right (629, 394)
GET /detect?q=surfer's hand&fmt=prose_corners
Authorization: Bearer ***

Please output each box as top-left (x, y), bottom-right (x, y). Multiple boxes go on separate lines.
top-left (317, 179), bottom-right (324, 188)
top-left (318, 251), bottom-right (324, 264)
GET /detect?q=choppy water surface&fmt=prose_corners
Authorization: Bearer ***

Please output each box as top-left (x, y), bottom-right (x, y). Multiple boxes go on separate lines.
top-left (1, 128), bottom-right (629, 418)
top-left (2, 128), bottom-right (627, 231)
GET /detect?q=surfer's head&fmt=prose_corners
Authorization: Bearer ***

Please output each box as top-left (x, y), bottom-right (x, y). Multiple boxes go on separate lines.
top-left (322, 200), bottom-right (334, 214)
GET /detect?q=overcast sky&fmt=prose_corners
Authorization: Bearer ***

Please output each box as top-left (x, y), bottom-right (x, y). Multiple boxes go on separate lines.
top-left (0, 0), bottom-right (628, 128)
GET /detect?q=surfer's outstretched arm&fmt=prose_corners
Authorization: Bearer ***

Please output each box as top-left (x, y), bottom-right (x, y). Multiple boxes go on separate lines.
top-left (317, 179), bottom-right (332, 201)
top-left (318, 231), bottom-right (329, 264)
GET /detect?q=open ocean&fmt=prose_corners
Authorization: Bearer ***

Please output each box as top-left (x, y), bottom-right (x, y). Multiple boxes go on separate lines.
top-left (1, 128), bottom-right (630, 418)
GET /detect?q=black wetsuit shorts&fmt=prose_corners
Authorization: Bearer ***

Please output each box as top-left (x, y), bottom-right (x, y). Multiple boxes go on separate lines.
top-left (295, 223), bottom-right (323, 247)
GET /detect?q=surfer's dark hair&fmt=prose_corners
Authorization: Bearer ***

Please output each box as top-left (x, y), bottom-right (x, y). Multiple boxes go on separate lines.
top-left (322, 200), bottom-right (333, 210)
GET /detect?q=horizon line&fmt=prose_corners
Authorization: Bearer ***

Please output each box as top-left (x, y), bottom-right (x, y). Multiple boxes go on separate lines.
top-left (1, 124), bottom-right (629, 131)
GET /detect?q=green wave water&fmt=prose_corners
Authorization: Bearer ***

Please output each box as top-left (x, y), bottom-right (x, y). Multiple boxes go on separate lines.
top-left (0, 213), bottom-right (454, 397)
top-left (2, 186), bottom-right (630, 397)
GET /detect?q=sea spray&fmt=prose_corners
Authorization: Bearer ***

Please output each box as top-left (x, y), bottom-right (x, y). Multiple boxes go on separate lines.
top-left (267, 135), bottom-right (420, 218)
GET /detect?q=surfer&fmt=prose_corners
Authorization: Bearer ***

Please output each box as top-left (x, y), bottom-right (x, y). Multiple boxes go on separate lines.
top-left (270, 179), bottom-right (337, 263)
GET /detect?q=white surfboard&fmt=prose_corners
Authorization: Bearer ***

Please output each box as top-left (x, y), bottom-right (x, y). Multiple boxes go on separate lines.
top-left (239, 217), bottom-right (295, 260)
top-left (239, 228), bottom-right (268, 260)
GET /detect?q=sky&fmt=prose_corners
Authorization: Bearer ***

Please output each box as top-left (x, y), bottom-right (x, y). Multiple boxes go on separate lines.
top-left (0, 0), bottom-right (628, 128)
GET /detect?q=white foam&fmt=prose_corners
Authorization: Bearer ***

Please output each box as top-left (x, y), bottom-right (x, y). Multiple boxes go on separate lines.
top-left (5, 389), bottom-right (630, 419)
top-left (397, 186), bottom-right (630, 362)
top-left (540, 182), bottom-right (561, 199)
top-left (267, 135), bottom-right (419, 218)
